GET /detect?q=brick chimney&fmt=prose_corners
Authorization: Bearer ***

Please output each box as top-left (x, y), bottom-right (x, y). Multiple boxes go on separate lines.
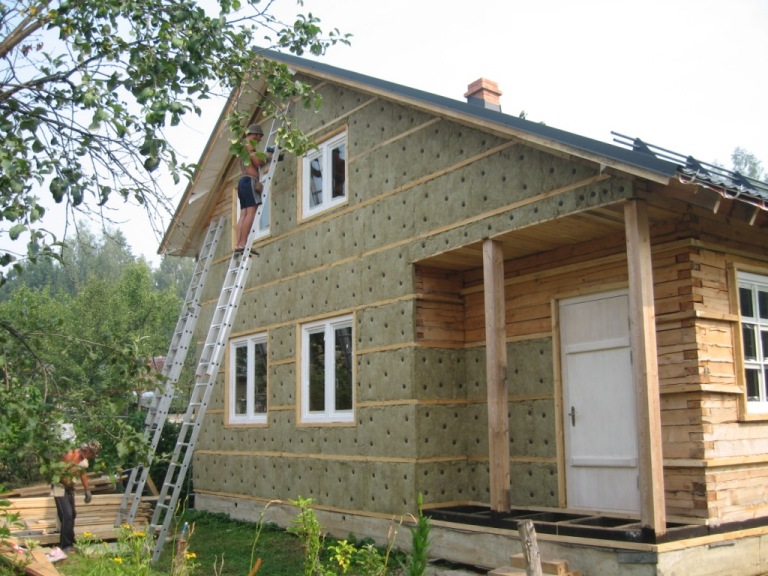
top-left (464, 78), bottom-right (502, 112)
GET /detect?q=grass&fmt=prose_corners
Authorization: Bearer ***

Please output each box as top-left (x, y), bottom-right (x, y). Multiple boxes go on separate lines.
top-left (57, 510), bottom-right (306, 576)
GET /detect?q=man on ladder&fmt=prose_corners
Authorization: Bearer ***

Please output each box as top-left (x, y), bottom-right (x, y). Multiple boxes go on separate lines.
top-left (146, 109), bottom-right (288, 562)
top-left (234, 123), bottom-right (274, 254)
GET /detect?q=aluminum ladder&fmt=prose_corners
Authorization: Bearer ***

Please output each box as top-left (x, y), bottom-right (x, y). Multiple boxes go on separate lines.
top-left (149, 110), bottom-right (287, 562)
top-left (115, 217), bottom-right (225, 527)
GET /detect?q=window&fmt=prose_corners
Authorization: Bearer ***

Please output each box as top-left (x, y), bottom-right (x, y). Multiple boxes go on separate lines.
top-left (738, 271), bottom-right (768, 413)
top-left (229, 334), bottom-right (268, 424)
top-left (302, 131), bottom-right (347, 217)
top-left (300, 315), bottom-right (354, 423)
top-left (254, 196), bottom-right (270, 238)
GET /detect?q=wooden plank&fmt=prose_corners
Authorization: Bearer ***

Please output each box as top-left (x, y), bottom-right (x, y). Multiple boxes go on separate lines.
top-left (5, 495), bottom-right (151, 545)
top-left (29, 547), bottom-right (62, 576)
top-left (510, 552), bottom-right (569, 575)
top-left (0, 547), bottom-right (61, 576)
top-left (483, 239), bottom-right (510, 512)
top-left (624, 200), bottom-right (666, 535)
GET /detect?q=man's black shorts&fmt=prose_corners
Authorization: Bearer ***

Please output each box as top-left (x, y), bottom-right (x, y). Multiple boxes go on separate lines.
top-left (238, 175), bottom-right (262, 209)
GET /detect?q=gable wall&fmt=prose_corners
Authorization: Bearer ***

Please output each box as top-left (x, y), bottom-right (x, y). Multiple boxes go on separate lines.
top-left (189, 77), bottom-right (767, 525)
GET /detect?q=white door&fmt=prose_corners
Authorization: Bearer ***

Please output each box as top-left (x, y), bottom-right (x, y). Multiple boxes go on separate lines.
top-left (560, 290), bottom-right (640, 514)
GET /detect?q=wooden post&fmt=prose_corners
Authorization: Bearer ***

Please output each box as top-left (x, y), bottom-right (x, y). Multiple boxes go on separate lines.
top-left (519, 520), bottom-right (543, 576)
top-left (624, 199), bottom-right (666, 535)
top-left (483, 239), bottom-right (510, 512)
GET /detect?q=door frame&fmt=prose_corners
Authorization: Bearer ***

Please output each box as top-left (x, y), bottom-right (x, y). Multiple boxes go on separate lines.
top-left (554, 287), bottom-right (640, 513)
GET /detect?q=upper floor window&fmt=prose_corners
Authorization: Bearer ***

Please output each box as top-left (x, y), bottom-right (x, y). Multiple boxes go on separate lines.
top-left (300, 315), bottom-right (354, 424)
top-left (254, 197), bottom-right (270, 238)
top-left (738, 271), bottom-right (768, 413)
top-left (229, 333), bottom-right (268, 424)
top-left (302, 131), bottom-right (347, 217)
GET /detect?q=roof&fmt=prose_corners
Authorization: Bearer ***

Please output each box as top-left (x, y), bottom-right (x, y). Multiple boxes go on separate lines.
top-left (262, 49), bottom-right (680, 180)
top-left (160, 49), bottom-right (767, 257)
top-left (612, 132), bottom-right (768, 211)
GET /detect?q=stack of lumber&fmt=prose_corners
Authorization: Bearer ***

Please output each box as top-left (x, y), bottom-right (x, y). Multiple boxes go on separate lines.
top-left (4, 493), bottom-right (153, 545)
top-left (0, 474), bottom-right (119, 498)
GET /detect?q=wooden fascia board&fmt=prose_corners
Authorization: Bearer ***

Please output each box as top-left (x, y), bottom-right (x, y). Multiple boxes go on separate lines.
top-left (159, 79), bottom-right (268, 256)
top-left (159, 97), bottom-right (235, 255)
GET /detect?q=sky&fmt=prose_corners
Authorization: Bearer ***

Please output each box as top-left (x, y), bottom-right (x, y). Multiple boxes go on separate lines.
top-left (6, 0), bottom-right (768, 267)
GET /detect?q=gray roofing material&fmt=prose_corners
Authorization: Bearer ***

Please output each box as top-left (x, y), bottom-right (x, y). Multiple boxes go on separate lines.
top-left (263, 49), bottom-right (767, 210)
top-left (612, 133), bottom-right (768, 210)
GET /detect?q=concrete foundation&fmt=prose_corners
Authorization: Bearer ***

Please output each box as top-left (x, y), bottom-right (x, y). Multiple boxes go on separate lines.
top-left (196, 493), bottom-right (768, 576)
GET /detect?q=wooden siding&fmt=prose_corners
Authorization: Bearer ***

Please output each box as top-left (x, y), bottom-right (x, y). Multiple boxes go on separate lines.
top-left (416, 206), bottom-right (768, 524)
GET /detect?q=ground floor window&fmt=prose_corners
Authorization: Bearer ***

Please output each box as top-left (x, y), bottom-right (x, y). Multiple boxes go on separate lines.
top-left (300, 315), bottom-right (354, 423)
top-left (229, 333), bottom-right (268, 424)
top-left (738, 271), bottom-right (768, 413)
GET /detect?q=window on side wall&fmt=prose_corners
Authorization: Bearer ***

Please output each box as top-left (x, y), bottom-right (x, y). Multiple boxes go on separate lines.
top-left (302, 131), bottom-right (347, 218)
top-left (229, 333), bottom-right (268, 424)
top-left (300, 315), bottom-right (354, 424)
top-left (738, 271), bottom-right (768, 414)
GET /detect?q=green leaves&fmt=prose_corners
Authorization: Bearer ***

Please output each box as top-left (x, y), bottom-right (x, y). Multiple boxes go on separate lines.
top-left (2, 0), bottom-right (349, 280)
top-left (0, 229), bottom-right (195, 487)
top-left (8, 224), bottom-right (26, 241)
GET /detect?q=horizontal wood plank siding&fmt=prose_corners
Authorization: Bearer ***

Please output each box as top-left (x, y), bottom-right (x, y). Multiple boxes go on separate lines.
top-left (417, 207), bottom-right (768, 524)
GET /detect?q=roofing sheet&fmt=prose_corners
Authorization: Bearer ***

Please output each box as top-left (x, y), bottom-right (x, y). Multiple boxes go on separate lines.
top-left (264, 49), bottom-right (767, 210)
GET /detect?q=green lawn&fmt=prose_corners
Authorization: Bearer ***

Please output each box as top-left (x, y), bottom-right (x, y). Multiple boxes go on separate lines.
top-left (57, 510), bottom-right (306, 576)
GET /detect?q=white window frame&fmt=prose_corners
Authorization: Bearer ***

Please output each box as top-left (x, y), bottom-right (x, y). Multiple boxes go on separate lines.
top-left (254, 187), bottom-right (270, 239)
top-left (228, 333), bottom-right (268, 424)
top-left (738, 271), bottom-right (768, 414)
top-left (300, 315), bottom-right (354, 424)
top-left (302, 130), bottom-right (347, 218)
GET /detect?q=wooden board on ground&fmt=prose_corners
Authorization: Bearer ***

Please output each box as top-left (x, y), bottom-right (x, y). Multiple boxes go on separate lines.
top-left (1, 544), bottom-right (60, 576)
top-left (27, 548), bottom-right (61, 576)
top-left (5, 494), bottom-right (153, 546)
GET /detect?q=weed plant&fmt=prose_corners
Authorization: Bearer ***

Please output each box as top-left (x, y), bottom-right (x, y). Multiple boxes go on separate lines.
top-left (45, 497), bottom-right (430, 576)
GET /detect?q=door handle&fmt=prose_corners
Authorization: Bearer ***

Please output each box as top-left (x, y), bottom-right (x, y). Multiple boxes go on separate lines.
top-left (569, 406), bottom-right (576, 426)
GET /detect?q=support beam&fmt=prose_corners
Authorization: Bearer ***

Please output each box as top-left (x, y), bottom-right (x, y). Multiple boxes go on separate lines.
top-left (483, 239), bottom-right (510, 512)
top-left (624, 200), bottom-right (666, 535)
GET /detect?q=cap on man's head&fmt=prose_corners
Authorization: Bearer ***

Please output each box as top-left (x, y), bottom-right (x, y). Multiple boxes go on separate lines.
top-left (246, 124), bottom-right (264, 136)
top-left (81, 440), bottom-right (102, 455)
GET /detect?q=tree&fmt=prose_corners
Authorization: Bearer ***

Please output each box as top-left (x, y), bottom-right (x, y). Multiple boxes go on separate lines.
top-left (0, 0), bottom-right (349, 285)
top-left (0, 256), bottom-right (185, 486)
top-left (154, 253), bottom-right (195, 298)
top-left (731, 147), bottom-right (765, 181)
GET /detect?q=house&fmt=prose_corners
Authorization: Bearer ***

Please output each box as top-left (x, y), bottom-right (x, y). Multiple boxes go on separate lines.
top-left (159, 50), bottom-right (768, 575)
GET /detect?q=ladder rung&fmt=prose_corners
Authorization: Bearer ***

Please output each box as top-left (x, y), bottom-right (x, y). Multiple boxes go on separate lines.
top-left (150, 109), bottom-right (289, 563)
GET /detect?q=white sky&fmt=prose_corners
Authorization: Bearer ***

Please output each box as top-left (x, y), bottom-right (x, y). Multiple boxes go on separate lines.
top-left (5, 0), bottom-right (768, 267)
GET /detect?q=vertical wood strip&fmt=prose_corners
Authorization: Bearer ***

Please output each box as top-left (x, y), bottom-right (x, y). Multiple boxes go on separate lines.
top-left (483, 239), bottom-right (511, 512)
top-left (624, 199), bottom-right (667, 535)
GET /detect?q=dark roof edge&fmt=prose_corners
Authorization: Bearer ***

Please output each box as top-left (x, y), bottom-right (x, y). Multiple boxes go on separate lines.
top-left (261, 49), bottom-right (679, 180)
top-left (261, 49), bottom-right (768, 209)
